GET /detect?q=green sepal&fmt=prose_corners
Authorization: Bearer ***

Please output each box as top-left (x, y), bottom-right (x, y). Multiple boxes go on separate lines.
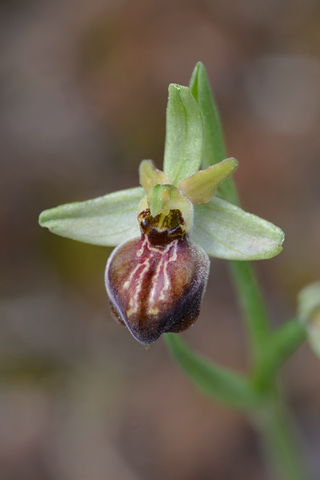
top-left (164, 333), bottom-right (259, 409)
top-left (163, 84), bottom-right (204, 185)
top-left (189, 62), bottom-right (239, 205)
top-left (39, 187), bottom-right (145, 246)
top-left (192, 197), bottom-right (285, 260)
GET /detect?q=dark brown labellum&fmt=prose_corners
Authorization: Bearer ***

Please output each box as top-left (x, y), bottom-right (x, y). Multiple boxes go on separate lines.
top-left (105, 209), bottom-right (210, 345)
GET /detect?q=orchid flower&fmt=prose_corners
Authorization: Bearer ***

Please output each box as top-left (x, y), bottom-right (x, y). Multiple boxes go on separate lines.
top-left (39, 77), bottom-right (284, 345)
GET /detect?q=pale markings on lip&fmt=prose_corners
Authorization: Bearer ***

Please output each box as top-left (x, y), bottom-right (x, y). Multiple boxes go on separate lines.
top-left (149, 238), bottom-right (178, 304)
top-left (122, 235), bottom-right (179, 318)
top-left (122, 237), bottom-right (151, 318)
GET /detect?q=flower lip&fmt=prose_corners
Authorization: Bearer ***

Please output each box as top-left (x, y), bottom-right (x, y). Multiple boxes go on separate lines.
top-left (105, 205), bottom-right (210, 345)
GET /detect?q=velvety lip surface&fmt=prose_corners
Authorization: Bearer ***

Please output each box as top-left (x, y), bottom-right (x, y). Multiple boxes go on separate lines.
top-left (105, 230), bottom-right (210, 345)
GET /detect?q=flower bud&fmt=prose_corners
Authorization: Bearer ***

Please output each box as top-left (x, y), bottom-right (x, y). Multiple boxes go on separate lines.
top-left (105, 207), bottom-right (210, 345)
top-left (298, 282), bottom-right (320, 358)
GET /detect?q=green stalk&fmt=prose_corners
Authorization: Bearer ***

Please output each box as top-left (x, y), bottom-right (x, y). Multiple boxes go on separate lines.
top-left (189, 61), bottom-right (309, 480)
top-left (253, 318), bottom-right (307, 391)
top-left (253, 391), bottom-right (308, 480)
top-left (229, 260), bottom-right (270, 365)
top-left (227, 230), bottom-right (308, 480)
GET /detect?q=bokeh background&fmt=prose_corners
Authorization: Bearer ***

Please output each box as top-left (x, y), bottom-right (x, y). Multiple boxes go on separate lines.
top-left (0, 0), bottom-right (320, 479)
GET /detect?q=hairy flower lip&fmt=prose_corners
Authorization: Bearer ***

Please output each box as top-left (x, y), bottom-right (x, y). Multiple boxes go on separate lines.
top-left (105, 230), bottom-right (210, 345)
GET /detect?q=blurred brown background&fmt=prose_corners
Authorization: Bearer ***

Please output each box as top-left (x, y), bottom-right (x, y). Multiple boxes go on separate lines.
top-left (0, 0), bottom-right (319, 479)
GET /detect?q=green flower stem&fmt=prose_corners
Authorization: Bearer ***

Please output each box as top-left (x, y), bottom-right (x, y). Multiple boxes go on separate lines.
top-left (253, 318), bottom-right (307, 391)
top-left (188, 61), bottom-right (309, 479)
top-left (253, 391), bottom-right (309, 480)
top-left (229, 260), bottom-right (270, 365)
top-left (226, 215), bottom-right (309, 480)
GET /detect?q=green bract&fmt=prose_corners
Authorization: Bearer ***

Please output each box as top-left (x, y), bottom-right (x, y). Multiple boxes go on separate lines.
top-left (39, 82), bottom-right (284, 261)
